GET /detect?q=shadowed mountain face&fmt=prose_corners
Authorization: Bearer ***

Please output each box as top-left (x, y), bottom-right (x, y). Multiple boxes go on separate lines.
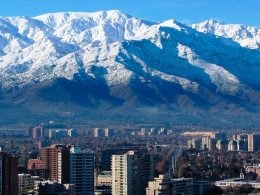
top-left (0, 10), bottom-right (259, 127)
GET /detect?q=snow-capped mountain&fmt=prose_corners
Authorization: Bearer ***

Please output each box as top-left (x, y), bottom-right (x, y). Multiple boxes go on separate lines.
top-left (0, 10), bottom-right (259, 126)
top-left (191, 19), bottom-right (260, 49)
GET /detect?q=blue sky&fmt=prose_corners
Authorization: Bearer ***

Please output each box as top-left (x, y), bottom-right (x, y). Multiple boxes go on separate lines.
top-left (0, 0), bottom-right (259, 26)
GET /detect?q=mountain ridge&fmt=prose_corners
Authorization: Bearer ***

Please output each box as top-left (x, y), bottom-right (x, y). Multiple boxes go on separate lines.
top-left (0, 10), bottom-right (259, 127)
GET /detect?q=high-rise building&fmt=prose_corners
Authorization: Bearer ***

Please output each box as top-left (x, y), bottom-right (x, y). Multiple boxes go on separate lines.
top-left (237, 139), bottom-right (247, 151)
top-left (93, 128), bottom-right (104, 137)
top-left (149, 128), bottom-right (158, 135)
top-left (228, 140), bottom-right (237, 151)
top-left (112, 151), bottom-right (132, 195)
top-left (67, 129), bottom-right (77, 137)
top-left (112, 150), bottom-right (153, 195)
top-left (0, 152), bottom-right (18, 195)
top-left (201, 137), bottom-right (216, 151)
top-left (69, 147), bottom-right (94, 195)
top-left (187, 140), bottom-right (193, 149)
top-left (233, 134), bottom-right (248, 141)
top-left (216, 139), bottom-right (228, 151)
top-left (231, 134), bottom-right (248, 151)
top-left (32, 126), bottom-right (44, 139)
top-left (27, 158), bottom-right (48, 179)
top-left (104, 128), bottom-right (113, 137)
top-left (48, 129), bottom-right (68, 139)
top-left (248, 134), bottom-right (260, 152)
top-left (187, 139), bottom-right (201, 150)
top-left (137, 151), bottom-right (154, 194)
top-left (101, 148), bottom-right (135, 171)
top-left (57, 146), bottom-right (71, 184)
top-left (40, 144), bottom-right (71, 182)
top-left (40, 145), bottom-right (59, 181)
top-left (48, 129), bottom-right (78, 139)
top-left (159, 128), bottom-right (167, 135)
top-left (40, 145), bottom-right (95, 194)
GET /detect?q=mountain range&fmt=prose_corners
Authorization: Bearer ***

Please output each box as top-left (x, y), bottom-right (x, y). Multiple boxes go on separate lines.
top-left (0, 10), bottom-right (259, 128)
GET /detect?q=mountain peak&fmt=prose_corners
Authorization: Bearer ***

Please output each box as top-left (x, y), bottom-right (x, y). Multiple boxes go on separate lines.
top-left (159, 19), bottom-right (184, 31)
top-left (0, 10), bottom-right (259, 126)
top-left (191, 19), bottom-right (260, 49)
top-left (201, 19), bottom-right (225, 25)
top-left (34, 10), bottom-right (129, 23)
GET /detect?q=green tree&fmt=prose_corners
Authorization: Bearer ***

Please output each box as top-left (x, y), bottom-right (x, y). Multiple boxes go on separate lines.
top-left (239, 184), bottom-right (254, 194)
top-left (205, 185), bottom-right (223, 195)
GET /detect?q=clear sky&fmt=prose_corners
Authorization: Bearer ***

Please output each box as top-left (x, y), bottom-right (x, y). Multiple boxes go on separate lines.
top-left (0, 0), bottom-right (259, 27)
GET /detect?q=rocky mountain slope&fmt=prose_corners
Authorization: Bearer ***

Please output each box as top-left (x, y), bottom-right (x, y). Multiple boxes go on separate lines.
top-left (0, 10), bottom-right (259, 127)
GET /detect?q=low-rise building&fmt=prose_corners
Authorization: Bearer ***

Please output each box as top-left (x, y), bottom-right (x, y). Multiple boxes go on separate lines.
top-left (193, 181), bottom-right (213, 195)
top-left (181, 132), bottom-right (226, 139)
top-left (34, 180), bottom-right (75, 194)
top-left (146, 175), bottom-right (193, 195)
top-left (215, 177), bottom-right (260, 190)
top-left (245, 165), bottom-right (260, 179)
top-left (96, 171), bottom-right (112, 187)
top-left (18, 174), bottom-right (39, 194)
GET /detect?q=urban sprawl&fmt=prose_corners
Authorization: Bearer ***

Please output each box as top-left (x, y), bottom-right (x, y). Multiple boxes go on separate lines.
top-left (0, 124), bottom-right (260, 194)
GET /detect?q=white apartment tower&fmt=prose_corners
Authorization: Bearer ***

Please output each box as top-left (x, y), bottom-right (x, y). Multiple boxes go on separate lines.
top-left (112, 150), bottom-right (153, 195)
top-left (248, 134), bottom-right (260, 152)
top-left (112, 151), bottom-right (134, 195)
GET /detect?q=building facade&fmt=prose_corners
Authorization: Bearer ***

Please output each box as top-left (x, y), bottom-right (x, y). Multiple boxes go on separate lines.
top-left (18, 174), bottom-right (39, 194)
top-left (112, 150), bottom-right (153, 195)
top-left (146, 175), bottom-right (193, 195)
top-left (201, 137), bottom-right (216, 151)
top-left (248, 134), bottom-right (260, 152)
top-left (40, 144), bottom-right (71, 182)
top-left (0, 152), bottom-right (18, 195)
top-left (32, 126), bottom-right (44, 139)
top-left (69, 147), bottom-right (94, 195)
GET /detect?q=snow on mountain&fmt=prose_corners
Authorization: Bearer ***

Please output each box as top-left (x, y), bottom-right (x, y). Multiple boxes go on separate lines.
top-left (34, 10), bottom-right (152, 48)
top-left (177, 43), bottom-right (242, 95)
top-left (0, 10), bottom-right (259, 101)
top-left (191, 19), bottom-right (260, 49)
top-left (0, 17), bottom-right (32, 55)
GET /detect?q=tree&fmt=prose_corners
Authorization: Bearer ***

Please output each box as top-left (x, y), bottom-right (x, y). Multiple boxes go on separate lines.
top-left (239, 184), bottom-right (254, 194)
top-left (205, 185), bottom-right (223, 195)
